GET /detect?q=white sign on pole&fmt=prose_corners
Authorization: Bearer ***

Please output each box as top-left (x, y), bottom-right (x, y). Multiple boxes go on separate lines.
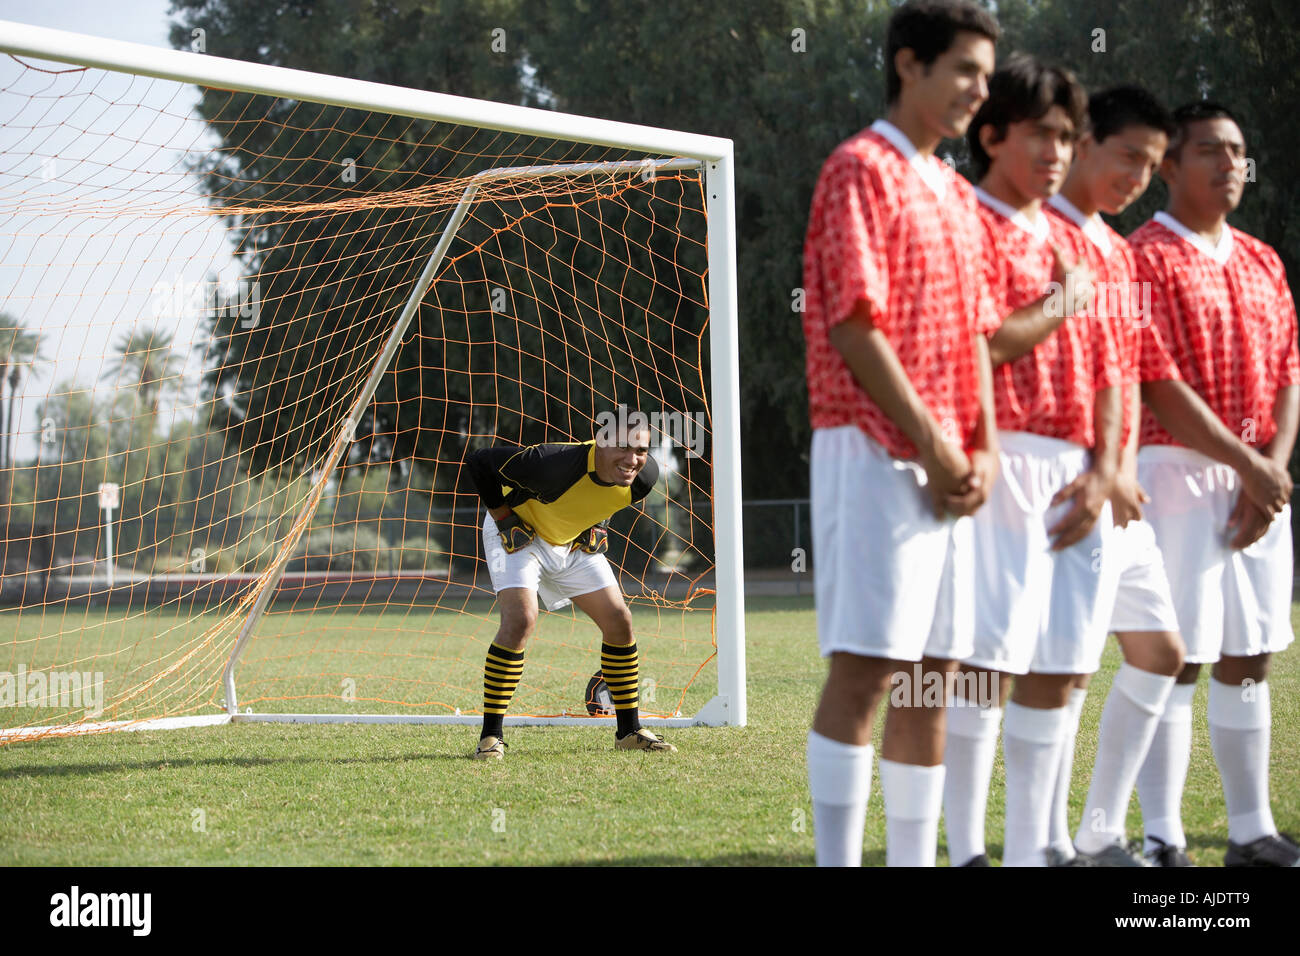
top-left (98, 482), bottom-right (120, 510)
top-left (99, 482), bottom-right (119, 588)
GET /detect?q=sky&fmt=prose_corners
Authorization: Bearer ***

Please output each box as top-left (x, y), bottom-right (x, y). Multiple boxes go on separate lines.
top-left (0, 0), bottom-right (231, 454)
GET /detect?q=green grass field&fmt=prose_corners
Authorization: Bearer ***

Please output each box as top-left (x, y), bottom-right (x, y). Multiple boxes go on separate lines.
top-left (1, 595), bottom-right (1296, 866)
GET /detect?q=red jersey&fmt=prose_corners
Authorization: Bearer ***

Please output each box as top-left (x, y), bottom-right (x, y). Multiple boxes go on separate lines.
top-left (1134, 212), bottom-right (1300, 448)
top-left (802, 120), bottom-right (997, 459)
top-left (977, 190), bottom-right (1122, 448)
top-left (1046, 194), bottom-right (1144, 444)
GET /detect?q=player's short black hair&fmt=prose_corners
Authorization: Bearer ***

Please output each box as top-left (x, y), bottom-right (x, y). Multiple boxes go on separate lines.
top-left (885, 0), bottom-right (1000, 105)
top-left (1165, 100), bottom-right (1241, 162)
top-left (965, 53), bottom-right (1086, 179)
top-left (1087, 85), bottom-right (1176, 147)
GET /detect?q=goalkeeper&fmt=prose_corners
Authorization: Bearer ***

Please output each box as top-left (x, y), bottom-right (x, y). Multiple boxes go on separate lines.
top-left (463, 415), bottom-right (672, 758)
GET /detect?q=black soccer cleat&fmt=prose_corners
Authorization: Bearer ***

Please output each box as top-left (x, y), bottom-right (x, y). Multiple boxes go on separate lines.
top-left (1145, 835), bottom-right (1193, 867)
top-left (1225, 832), bottom-right (1300, 867)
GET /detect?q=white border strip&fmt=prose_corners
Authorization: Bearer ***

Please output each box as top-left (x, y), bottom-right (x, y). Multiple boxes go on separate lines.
top-left (0, 713), bottom-right (231, 742)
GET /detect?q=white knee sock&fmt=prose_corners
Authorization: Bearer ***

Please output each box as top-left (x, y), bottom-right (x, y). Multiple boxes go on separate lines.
top-left (1047, 687), bottom-right (1088, 859)
top-left (1003, 702), bottom-right (1070, 867)
top-left (1208, 677), bottom-right (1276, 845)
top-left (1074, 664), bottom-right (1175, 854)
top-left (807, 730), bottom-right (873, 866)
top-left (1137, 681), bottom-right (1195, 854)
top-left (880, 757), bottom-right (945, 867)
top-left (942, 697), bottom-right (1002, 866)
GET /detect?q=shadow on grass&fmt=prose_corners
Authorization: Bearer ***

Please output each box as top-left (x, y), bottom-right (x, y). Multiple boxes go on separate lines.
top-left (554, 850), bottom-right (813, 866)
top-left (0, 749), bottom-right (485, 779)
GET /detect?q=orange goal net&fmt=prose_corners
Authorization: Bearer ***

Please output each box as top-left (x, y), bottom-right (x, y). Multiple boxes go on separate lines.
top-left (0, 26), bottom-right (744, 744)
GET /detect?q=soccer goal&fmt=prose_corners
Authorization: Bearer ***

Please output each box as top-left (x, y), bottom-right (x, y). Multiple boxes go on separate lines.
top-left (0, 21), bottom-right (744, 744)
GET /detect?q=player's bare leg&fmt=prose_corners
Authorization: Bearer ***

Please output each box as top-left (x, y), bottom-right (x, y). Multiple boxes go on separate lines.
top-left (571, 586), bottom-right (674, 752)
top-left (1001, 670), bottom-right (1078, 865)
top-left (1072, 631), bottom-right (1182, 864)
top-left (809, 652), bottom-right (895, 866)
top-left (473, 587), bottom-right (537, 759)
top-left (943, 664), bottom-right (1011, 866)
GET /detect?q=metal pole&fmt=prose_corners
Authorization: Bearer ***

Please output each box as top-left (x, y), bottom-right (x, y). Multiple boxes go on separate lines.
top-left (104, 505), bottom-right (114, 589)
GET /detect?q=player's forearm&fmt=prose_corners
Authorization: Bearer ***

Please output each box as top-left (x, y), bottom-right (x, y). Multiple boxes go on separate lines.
top-left (973, 334), bottom-right (999, 455)
top-left (1264, 384), bottom-right (1300, 466)
top-left (1091, 386), bottom-right (1122, 480)
top-left (1120, 383), bottom-right (1141, 475)
top-left (828, 304), bottom-right (946, 456)
top-left (1141, 379), bottom-right (1260, 474)
top-left (987, 295), bottom-right (1065, 367)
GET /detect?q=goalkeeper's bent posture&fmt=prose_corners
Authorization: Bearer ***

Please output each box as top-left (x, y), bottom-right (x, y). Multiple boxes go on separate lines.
top-left (463, 418), bottom-right (672, 758)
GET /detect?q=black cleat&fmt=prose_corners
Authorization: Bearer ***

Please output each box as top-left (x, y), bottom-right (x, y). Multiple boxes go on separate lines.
top-left (1225, 832), bottom-right (1300, 867)
top-left (958, 853), bottom-right (991, 867)
top-left (1145, 835), bottom-right (1193, 867)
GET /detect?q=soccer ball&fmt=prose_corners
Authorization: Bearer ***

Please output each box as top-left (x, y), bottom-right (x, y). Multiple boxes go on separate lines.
top-left (585, 672), bottom-right (614, 716)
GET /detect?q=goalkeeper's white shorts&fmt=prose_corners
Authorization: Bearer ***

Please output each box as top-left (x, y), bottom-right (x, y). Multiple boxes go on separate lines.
top-left (1138, 445), bottom-right (1294, 663)
top-left (482, 513), bottom-right (616, 611)
top-left (965, 431), bottom-right (1120, 676)
top-left (811, 425), bottom-right (974, 663)
top-left (1107, 517), bottom-right (1180, 634)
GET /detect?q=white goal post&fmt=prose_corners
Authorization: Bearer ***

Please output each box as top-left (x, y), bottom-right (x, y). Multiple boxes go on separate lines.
top-left (0, 21), bottom-right (745, 740)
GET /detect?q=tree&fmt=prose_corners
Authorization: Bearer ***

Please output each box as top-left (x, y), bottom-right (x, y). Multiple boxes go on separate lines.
top-left (0, 316), bottom-right (46, 522)
top-left (102, 327), bottom-right (184, 421)
top-left (169, 0), bottom-right (1300, 501)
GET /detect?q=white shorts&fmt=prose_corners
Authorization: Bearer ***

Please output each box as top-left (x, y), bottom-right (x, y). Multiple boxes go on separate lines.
top-left (1138, 445), bottom-right (1294, 663)
top-left (481, 513), bottom-right (617, 611)
top-left (967, 431), bottom-right (1119, 676)
top-left (811, 426), bottom-right (974, 663)
top-left (1108, 518), bottom-right (1180, 633)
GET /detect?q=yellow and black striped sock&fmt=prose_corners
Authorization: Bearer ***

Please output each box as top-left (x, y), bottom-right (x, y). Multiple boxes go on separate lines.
top-left (601, 641), bottom-right (641, 738)
top-left (482, 641), bottom-right (525, 740)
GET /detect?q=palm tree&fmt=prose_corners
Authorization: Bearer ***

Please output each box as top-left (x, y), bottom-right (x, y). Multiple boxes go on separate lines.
top-left (0, 316), bottom-right (47, 520)
top-left (102, 327), bottom-right (184, 421)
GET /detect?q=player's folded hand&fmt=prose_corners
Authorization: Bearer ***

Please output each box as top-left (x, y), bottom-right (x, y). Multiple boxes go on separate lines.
top-left (1048, 468), bottom-right (1113, 550)
top-left (496, 513), bottom-right (536, 553)
top-left (1109, 470), bottom-right (1148, 527)
top-left (945, 448), bottom-right (999, 517)
top-left (1227, 492), bottom-right (1273, 550)
top-left (921, 439), bottom-right (973, 520)
top-left (570, 524), bottom-right (608, 554)
top-left (1240, 452), bottom-right (1291, 518)
top-left (1050, 246), bottom-right (1095, 317)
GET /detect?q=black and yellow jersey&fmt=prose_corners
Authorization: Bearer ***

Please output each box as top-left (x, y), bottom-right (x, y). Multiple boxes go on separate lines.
top-left (465, 441), bottom-right (659, 546)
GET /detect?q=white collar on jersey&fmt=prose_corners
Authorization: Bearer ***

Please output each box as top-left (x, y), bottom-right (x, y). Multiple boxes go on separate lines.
top-left (974, 186), bottom-right (1050, 243)
top-left (870, 119), bottom-right (948, 200)
top-left (1154, 210), bottom-right (1234, 265)
top-left (1048, 193), bottom-right (1113, 257)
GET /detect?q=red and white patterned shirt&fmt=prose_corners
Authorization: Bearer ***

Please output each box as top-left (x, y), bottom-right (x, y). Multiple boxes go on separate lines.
top-left (1046, 194), bottom-right (1143, 444)
top-left (1133, 212), bottom-right (1300, 448)
top-left (802, 120), bottom-right (997, 459)
top-left (977, 190), bottom-right (1122, 448)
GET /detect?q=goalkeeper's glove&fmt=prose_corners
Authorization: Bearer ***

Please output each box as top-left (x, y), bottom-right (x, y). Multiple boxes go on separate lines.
top-left (571, 523), bottom-right (608, 555)
top-left (496, 512), bottom-right (535, 554)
